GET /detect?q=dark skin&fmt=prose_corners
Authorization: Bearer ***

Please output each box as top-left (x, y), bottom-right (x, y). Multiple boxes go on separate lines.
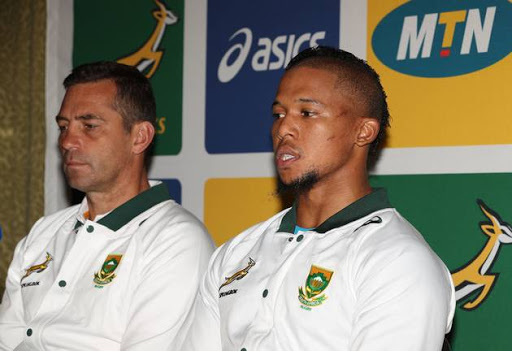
top-left (272, 66), bottom-right (380, 228)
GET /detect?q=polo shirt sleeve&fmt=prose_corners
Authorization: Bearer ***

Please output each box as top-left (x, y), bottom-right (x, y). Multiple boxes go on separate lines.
top-left (119, 219), bottom-right (214, 351)
top-left (348, 227), bottom-right (455, 351)
top-left (180, 246), bottom-right (224, 351)
top-left (0, 236), bottom-right (29, 350)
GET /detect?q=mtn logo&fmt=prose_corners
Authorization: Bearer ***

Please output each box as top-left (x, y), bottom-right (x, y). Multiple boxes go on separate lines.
top-left (372, 0), bottom-right (511, 77)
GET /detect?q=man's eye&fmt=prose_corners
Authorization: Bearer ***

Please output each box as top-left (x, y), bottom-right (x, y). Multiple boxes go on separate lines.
top-left (272, 112), bottom-right (285, 119)
top-left (58, 125), bottom-right (67, 132)
top-left (84, 124), bottom-right (98, 130)
top-left (301, 110), bottom-right (315, 117)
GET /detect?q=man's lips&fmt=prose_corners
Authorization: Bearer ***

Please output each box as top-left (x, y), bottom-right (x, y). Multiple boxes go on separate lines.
top-left (275, 146), bottom-right (299, 168)
top-left (64, 160), bottom-right (87, 168)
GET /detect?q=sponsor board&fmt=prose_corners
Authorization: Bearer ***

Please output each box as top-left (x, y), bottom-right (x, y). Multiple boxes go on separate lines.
top-left (204, 177), bottom-right (290, 245)
top-left (372, 0), bottom-right (511, 77)
top-left (156, 178), bottom-right (182, 204)
top-left (371, 173), bottom-right (512, 350)
top-left (205, 0), bottom-right (340, 154)
top-left (73, 0), bottom-right (184, 155)
top-left (368, 0), bottom-right (512, 148)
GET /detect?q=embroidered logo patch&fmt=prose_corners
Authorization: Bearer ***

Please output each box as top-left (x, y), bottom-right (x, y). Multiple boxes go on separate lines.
top-left (298, 265), bottom-right (333, 310)
top-left (94, 254), bottom-right (123, 287)
top-left (21, 252), bottom-right (53, 283)
top-left (219, 257), bottom-right (255, 292)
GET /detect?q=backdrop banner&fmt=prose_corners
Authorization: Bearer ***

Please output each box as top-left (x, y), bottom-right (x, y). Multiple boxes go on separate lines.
top-left (46, 1), bottom-right (511, 349)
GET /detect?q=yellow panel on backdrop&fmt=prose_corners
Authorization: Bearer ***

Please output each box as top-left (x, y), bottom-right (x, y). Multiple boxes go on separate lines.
top-left (204, 178), bottom-right (288, 246)
top-left (368, 0), bottom-right (512, 148)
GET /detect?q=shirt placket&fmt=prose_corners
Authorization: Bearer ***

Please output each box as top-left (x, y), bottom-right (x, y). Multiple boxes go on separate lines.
top-left (24, 221), bottom-right (111, 349)
top-left (239, 230), bottom-right (314, 351)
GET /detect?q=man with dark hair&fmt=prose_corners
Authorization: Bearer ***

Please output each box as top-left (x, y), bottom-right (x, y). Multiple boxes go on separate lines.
top-left (184, 47), bottom-right (455, 351)
top-left (63, 61), bottom-right (156, 133)
top-left (285, 46), bottom-right (390, 157)
top-left (0, 61), bottom-right (214, 350)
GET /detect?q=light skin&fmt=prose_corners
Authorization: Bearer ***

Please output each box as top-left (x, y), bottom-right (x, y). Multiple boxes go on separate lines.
top-left (272, 66), bottom-right (380, 228)
top-left (56, 79), bottom-right (155, 220)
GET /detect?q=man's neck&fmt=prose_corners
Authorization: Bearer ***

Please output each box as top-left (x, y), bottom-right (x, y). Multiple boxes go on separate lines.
top-left (85, 175), bottom-right (150, 221)
top-left (295, 175), bottom-right (372, 229)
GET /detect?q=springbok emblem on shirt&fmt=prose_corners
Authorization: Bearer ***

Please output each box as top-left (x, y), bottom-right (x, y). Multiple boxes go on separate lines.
top-left (21, 252), bottom-right (53, 282)
top-left (117, 0), bottom-right (178, 78)
top-left (451, 200), bottom-right (512, 310)
top-left (219, 257), bottom-right (256, 291)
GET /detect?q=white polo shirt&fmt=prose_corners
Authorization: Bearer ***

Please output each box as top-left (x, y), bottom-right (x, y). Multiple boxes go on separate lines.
top-left (185, 189), bottom-right (455, 351)
top-left (0, 182), bottom-right (214, 350)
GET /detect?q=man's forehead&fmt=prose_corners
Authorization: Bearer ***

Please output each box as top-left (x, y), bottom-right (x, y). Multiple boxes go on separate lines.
top-left (276, 68), bottom-right (341, 98)
top-left (279, 66), bottom-right (340, 91)
top-left (57, 83), bottom-right (122, 121)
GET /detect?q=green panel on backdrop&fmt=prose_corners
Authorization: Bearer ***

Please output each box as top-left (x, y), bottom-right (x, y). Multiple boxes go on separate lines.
top-left (371, 173), bottom-right (512, 351)
top-left (73, 0), bottom-right (183, 155)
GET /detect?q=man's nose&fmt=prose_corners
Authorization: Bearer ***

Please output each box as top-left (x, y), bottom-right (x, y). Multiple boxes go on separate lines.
top-left (273, 113), bottom-right (298, 142)
top-left (59, 126), bottom-right (80, 151)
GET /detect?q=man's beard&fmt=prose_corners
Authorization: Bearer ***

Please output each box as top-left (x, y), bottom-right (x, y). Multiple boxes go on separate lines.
top-left (277, 170), bottom-right (320, 195)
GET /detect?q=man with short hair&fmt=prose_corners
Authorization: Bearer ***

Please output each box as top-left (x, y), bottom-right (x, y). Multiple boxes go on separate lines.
top-left (184, 47), bottom-right (455, 351)
top-left (0, 61), bottom-right (214, 350)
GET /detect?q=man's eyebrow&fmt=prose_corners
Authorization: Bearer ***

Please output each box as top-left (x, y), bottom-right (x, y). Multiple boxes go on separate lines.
top-left (272, 98), bottom-right (326, 108)
top-left (76, 114), bottom-right (104, 121)
top-left (297, 97), bottom-right (324, 106)
top-left (55, 114), bottom-right (104, 122)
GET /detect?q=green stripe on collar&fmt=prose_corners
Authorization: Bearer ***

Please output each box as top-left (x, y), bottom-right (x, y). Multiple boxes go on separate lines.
top-left (74, 220), bottom-right (83, 230)
top-left (97, 183), bottom-right (170, 231)
top-left (279, 205), bottom-right (297, 234)
top-left (278, 188), bottom-right (391, 234)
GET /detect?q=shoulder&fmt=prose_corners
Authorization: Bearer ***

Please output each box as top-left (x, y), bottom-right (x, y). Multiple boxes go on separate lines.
top-left (208, 208), bottom-right (289, 270)
top-left (10, 205), bottom-right (80, 261)
top-left (149, 199), bottom-right (205, 226)
top-left (138, 199), bottom-right (214, 249)
top-left (350, 208), bottom-right (451, 289)
top-left (198, 209), bottom-right (287, 296)
top-left (33, 204), bottom-right (80, 227)
top-left (348, 209), bottom-right (455, 330)
top-left (349, 209), bottom-right (428, 250)
top-left (23, 205), bottom-right (80, 246)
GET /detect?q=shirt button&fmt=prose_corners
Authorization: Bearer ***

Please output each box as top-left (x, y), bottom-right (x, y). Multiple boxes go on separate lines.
top-left (297, 234), bottom-right (304, 242)
top-left (26, 328), bottom-right (33, 336)
top-left (262, 289), bottom-right (268, 298)
top-left (86, 225), bottom-right (94, 233)
top-left (288, 237), bottom-right (293, 242)
top-left (241, 349), bottom-right (247, 351)
top-left (59, 280), bottom-right (67, 287)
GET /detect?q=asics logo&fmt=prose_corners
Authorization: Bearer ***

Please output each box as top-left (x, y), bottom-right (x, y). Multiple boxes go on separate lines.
top-left (218, 27), bottom-right (326, 83)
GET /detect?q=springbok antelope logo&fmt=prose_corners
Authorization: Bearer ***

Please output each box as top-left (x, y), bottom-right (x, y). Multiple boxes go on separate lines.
top-left (219, 257), bottom-right (256, 291)
top-left (117, 0), bottom-right (178, 78)
top-left (21, 252), bottom-right (53, 282)
top-left (451, 200), bottom-right (512, 310)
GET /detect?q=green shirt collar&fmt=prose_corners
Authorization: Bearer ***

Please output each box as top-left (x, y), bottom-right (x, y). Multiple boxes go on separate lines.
top-left (278, 188), bottom-right (391, 234)
top-left (75, 182), bottom-right (170, 231)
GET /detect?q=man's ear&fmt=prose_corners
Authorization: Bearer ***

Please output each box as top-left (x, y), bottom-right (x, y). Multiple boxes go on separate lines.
top-left (132, 121), bottom-right (156, 155)
top-left (355, 118), bottom-right (380, 147)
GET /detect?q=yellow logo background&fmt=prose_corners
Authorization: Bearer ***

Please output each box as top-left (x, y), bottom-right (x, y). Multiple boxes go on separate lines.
top-left (204, 178), bottom-right (288, 245)
top-left (368, 0), bottom-right (512, 148)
